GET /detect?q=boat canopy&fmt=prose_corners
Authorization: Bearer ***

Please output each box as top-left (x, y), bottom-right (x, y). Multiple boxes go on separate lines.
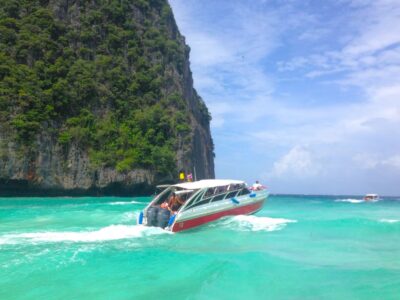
top-left (175, 190), bottom-right (194, 195)
top-left (173, 179), bottom-right (245, 190)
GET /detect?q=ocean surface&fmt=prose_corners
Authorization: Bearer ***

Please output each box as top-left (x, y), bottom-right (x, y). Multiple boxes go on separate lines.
top-left (1, 195), bottom-right (399, 300)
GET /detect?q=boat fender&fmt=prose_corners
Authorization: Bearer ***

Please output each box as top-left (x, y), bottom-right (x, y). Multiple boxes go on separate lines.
top-left (231, 198), bottom-right (240, 204)
top-left (138, 211), bottom-right (143, 225)
top-left (249, 193), bottom-right (256, 198)
top-left (167, 214), bottom-right (176, 227)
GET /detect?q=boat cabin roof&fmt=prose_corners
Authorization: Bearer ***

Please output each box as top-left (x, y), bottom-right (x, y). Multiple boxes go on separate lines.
top-left (173, 179), bottom-right (245, 190)
top-left (174, 190), bottom-right (194, 195)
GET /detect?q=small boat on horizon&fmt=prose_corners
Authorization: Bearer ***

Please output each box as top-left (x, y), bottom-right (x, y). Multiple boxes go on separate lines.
top-left (137, 179), bottom-right (268, 232)
top-left (364, 194), bottom-right (380, 201)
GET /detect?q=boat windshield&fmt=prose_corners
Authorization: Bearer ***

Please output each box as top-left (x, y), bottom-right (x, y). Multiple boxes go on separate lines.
top-left (151, 187), bottom-right (196, 207)
top-left (182, 183), bottom-right (250, 210)
top-left (149, 181), bottom-right (250, 213)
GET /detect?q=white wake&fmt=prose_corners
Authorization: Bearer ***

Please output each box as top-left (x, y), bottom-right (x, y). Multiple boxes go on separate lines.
top-left (379, 219), bottom-right (400, 223)
top-left (0, 225), bottom-right (170, 245)
top-left (222, 215), bottom-right (297, 232)
top-left (108, 200), bottom-right (143, 206)
top-left (335, 198), bottom-right (364, 204)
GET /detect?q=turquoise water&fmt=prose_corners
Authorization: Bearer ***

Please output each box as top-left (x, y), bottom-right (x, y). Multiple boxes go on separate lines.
top-left (1, 195), bottom-right (400, 300)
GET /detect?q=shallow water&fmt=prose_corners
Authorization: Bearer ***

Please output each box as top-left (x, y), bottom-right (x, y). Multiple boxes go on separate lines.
top-left (1, 195), bottom-right (399, 299)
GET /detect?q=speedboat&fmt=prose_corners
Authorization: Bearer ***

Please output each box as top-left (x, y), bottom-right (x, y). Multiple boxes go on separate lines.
top-left (364, 194), bottom-right (380, 201)
top-left (137, 179), bottom-right (268, 232)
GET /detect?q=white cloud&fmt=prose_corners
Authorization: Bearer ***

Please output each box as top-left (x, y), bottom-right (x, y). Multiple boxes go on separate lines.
top-left (279, 0), bottom-right (400, 87)
top-left (383, 155), bottom-right (400, 169)
top-left (353, 153), bottom-right (380, 169)
top-left (170, 0), bottom-right (291, 127)
top-left (269, 146), bottom-right (320, 178)
top-left (188, 33), bottom-right (233, 66)
top-left (342, 1), bottom-right (400, 56)
top-left (298, 28), bottom-right (330, 41)
top-left (170, 0), bottom-right (400, 194)
top-left (277, 57), bottom-right (309, 72)
top-left (354, 153), bottom-right (400, 170)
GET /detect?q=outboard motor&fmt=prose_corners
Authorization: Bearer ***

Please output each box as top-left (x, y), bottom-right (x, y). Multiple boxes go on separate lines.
top-left (157, 208), bottom-right (171, 228)
top-left (146, 207), bottom-right (159, 226)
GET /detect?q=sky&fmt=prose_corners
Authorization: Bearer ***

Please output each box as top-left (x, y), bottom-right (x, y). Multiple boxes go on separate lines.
top-left (169, 0), bottom-right (400, 196)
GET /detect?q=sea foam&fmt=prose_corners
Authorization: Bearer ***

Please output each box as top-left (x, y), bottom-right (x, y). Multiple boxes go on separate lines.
top-left (335, 198), bottom-right (364, 204)
top-left (379, 219), bottom-right (400, 223)
top-left (223, 215), bottom-right (297, 232)
top-left (0, 225), bottom-right (170, 245)
top-left (108, 200), bottom-right (142, 206)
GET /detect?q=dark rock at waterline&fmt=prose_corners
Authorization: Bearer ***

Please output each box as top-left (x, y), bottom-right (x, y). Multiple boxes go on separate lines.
top-left (0, 178), bottom-right (154, 197)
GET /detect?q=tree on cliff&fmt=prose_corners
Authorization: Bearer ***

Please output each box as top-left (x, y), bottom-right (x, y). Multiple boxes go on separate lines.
top-left (0, 0), bottom-right (214, 194)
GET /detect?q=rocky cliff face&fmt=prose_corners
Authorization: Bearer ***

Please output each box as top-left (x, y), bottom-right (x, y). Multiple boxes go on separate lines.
top-left (0, 0), bottom-right (214, 196)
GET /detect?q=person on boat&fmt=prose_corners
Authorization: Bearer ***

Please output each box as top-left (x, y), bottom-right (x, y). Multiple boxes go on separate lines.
top-left (160, 193), bottom-right (174, 209)
top-left (170, 193), bottom-right (185, 213)
top-left (187, 173), bottom-right (193, 182)
top-left (179, 171), bottom-right (185, 182)
top-left (161, 192), bottom-right (185, 213)
top-left (252, 180), bottom-right (264, 191)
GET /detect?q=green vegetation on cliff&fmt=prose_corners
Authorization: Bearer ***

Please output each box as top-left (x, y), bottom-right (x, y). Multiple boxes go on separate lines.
top-left (0, 0), bottom-right (209, 177)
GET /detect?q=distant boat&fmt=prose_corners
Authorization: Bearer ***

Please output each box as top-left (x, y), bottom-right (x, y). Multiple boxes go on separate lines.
top-left (364, 194), bottom-right (380, 201)
top-left (137, 179), bottom-right (268, 232)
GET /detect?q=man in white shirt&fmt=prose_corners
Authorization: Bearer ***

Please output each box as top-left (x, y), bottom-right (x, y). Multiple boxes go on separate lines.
top-left (252, 180), bottom-right (263, 191)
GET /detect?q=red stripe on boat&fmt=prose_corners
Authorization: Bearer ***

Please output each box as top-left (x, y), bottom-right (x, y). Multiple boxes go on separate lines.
top-left (171, 200), bottom-right (264, 232)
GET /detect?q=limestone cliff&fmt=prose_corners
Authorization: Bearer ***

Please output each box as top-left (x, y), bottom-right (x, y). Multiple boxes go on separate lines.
top-left (0, 0), bottom-right (214, 196)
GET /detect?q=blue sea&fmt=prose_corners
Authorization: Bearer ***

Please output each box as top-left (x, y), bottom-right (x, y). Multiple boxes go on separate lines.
top-left (1, 195), bottom-right (399, 299)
